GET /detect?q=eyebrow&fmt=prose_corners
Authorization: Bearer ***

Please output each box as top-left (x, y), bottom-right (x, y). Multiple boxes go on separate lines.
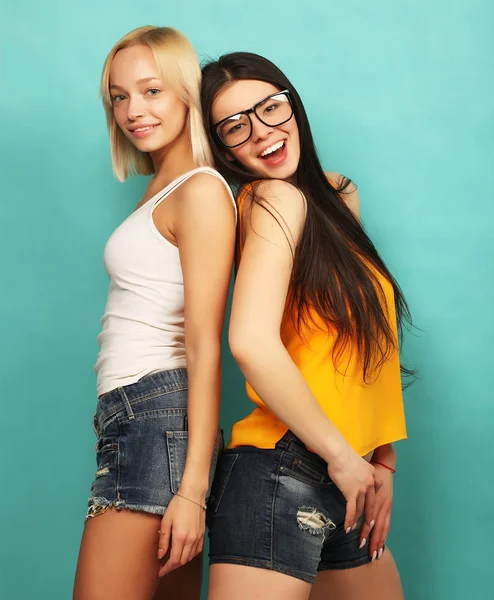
top-left (215, 90), bottom-right (289, 126)
top-left (110, 77), bottom-right (161, 90)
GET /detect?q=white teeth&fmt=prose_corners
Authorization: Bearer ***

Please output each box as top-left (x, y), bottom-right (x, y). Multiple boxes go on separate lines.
top-left (260, 141), bottom-right (284, 157)
top-left (134, 125), bottom-right (156, 132)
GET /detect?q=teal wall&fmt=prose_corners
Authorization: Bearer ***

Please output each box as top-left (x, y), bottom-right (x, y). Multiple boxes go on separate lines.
top-left (1, 1), bottom-right (492, 598)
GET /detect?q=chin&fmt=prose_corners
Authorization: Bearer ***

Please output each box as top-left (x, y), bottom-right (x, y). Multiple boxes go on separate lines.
top-left (264, 164), bottom-right (297, 182)
top-left (133, 139), bottom-right (165, 153)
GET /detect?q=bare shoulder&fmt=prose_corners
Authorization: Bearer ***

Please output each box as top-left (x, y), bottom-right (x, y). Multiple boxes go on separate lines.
top-left (253, 179), bottom-right (307, 221)
top-left (243, 179), bottom-right (307, 250)
top-left (171, 172), bottom-right (236, 243)
top-left (175, 171), bottom-right (235, 213)
top-left (325, 171), bottom-right (360, 219)
top-left (256, 178), bottom-right (306, 203)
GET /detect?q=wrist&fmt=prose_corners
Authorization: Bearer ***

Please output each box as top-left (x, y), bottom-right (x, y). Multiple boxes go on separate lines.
top-left (177, 475), bottom-right (209, 503)
top-left (371, 444), bottom-right (396, 469)
top-left (320, 435), bottom-right (352, 469)
top-left (174, 492), bottom-right (207, 511)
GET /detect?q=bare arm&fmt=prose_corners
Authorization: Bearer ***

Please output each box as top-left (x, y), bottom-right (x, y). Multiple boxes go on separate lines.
top-left (372, 443), bottom-right (396, 468)
top-left (176, 174), bottom-right (236, 501)
top-left (229, 180), bottom-right (347, 462)
top-left (156, 173), bottom-right (235, 573)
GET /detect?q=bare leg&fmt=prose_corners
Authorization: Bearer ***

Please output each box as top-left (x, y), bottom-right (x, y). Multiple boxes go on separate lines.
top-left (207, 564), bottom-right (311, 600)
top-left (309, 549), bottom-right (404, 600)
top-left (153, 552), bottom-right (202, 599)
top-left (73, 508), bottom-right (202, 600)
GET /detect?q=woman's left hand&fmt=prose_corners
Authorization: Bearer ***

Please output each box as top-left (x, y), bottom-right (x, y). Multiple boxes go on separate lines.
top-left (157, 493), bottom-right (206, 577)
top-left (359, 463), bottom-right (393, 560)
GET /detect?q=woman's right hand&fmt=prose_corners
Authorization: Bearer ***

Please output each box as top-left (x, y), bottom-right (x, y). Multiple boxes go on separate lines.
top-left (327, 444), bottom-right (381, 533)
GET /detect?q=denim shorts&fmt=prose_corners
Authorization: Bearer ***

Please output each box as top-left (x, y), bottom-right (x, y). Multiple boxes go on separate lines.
top-left (86, 368), bottom-right (222, 520)
top-left (208, 431), bottom-right (372, 584)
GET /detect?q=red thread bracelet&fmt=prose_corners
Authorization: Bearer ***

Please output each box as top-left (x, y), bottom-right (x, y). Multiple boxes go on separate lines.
top-left (371, 460), bottom-right (396, 474)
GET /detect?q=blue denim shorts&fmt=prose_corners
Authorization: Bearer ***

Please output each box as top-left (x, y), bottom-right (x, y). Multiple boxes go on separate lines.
top-left (86, 368), bottom-right (222, 519)
top-left (208, 431), bottom-right (372, 583)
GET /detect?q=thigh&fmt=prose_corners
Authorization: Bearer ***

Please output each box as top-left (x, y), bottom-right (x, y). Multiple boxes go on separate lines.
top-left (73, 508), bottom-right (162, 600)
top-left (74, 508), bottom-right (204, 600)
top-left (153, 552), bottom-right (202, 600)
top-left (208, 564), bottom-right (311, 600)
top-left (309, 549), bottom-right (404, 600)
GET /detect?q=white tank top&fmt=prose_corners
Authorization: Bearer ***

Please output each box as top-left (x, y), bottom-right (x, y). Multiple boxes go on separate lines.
top-left (95, 167), bottom-right (236, 397)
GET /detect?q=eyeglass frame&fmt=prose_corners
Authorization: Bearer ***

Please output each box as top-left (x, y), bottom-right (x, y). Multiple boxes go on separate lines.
top-left (212, 89), bottom-right (293, 149)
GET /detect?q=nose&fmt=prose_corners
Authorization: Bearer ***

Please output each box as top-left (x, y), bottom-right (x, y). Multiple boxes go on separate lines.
top-left (127, 94), bottom-right (146, 121)
top-left (251, 114), bottom-right (274, 142)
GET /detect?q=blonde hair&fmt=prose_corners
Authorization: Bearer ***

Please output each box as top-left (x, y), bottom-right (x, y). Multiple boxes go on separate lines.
top-left (101, 26), bottom-right (213, 182)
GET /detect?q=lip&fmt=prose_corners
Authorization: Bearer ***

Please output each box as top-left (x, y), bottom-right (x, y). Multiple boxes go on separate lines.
top-left (258, 139), bottom-right (286, 158)
top-left (258, 139), bottom-right (288, 166)
top-left (127, 123), bottom-right (160, 138)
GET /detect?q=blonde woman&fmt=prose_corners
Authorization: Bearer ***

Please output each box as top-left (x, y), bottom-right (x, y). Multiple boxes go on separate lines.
top-left (73, 27), bottom-right (236, 600)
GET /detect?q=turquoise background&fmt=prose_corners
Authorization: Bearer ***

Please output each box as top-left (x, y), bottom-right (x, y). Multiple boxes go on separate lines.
top-left (1, 1), bottom-right (493, 598)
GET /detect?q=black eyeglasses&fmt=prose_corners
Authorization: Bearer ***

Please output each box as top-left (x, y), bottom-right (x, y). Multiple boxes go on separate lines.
top-left (213, 90), bottom-right (293, 148)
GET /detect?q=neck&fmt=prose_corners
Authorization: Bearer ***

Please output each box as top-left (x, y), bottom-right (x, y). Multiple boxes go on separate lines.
top-left (149, 122), bottom-right (198, 187)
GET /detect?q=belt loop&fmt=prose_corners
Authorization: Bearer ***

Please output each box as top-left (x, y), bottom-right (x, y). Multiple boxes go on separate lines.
top-left (275, 431), bottom-right (292, 451)
top-left (119, 387), bottom-right (135, 420)
top-left (276, 430), bottom-right (304, 452)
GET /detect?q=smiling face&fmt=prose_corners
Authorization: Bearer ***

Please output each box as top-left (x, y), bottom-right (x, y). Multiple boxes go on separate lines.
top-left (211, 79), bottom-right (300, 182)
top-left (109, 44), bottom-right (189, 157)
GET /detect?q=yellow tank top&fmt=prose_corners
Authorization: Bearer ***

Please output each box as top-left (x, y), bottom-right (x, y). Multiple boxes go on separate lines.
top-left (228, 184), bottom-right (407, 456)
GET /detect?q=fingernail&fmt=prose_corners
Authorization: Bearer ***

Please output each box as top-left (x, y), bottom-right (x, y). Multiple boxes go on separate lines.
top-left (359, 538), bottom-right (367, 549)
top-left (352, 522), bottom-right (358, 531)
top-left (158, 548), bottom-right (164, 559)
top-left (370, 520), bottom-right (375, 530)
top-left (378, 547), bottom-right (384, 559)
top-left (346, 527), bottom-right (351, 534)
top-left (372, 551), bottom-right (377, 562)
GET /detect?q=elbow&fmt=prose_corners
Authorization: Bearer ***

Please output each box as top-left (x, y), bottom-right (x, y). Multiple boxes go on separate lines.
top-left (228, 323), bottom-right (277, 367)
top-left (229, 323), bottom-right (255, 364)
top-left (229, 337), bottom-right (249, 367)
top-left (186, 338), bottom-right (221, 368)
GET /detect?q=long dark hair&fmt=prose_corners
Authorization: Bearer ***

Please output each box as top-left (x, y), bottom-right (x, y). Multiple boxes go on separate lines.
top-left (201, 52), bottom-right (414, 383)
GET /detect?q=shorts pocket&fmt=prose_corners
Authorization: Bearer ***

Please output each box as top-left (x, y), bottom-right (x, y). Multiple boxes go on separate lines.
top-left (208, 453), bottom-right (239, 515)
top-left (283, 456), bottom-right (333, 488)
top-left (95, 442), bottom-right (118, 477)
top-left (94, 414), bottom-right (119, 467)
top-left (92, 413), bottom-right (102, 441)
top-left (166, 430), bottom-right (188, 494)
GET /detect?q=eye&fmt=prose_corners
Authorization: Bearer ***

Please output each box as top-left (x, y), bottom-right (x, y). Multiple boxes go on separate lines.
top-left (264, 102), bottom-right (279, 114)
top-left (147, 88), bottom-right (161, 96)
top-left (227, 122), bottom-right (246, 135)
top-left (112, 94), bottom-right (126, 103)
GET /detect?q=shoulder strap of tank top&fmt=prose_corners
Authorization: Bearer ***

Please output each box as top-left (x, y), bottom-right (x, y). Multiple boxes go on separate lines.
top-left (152, 167), bottom-right (237, 221)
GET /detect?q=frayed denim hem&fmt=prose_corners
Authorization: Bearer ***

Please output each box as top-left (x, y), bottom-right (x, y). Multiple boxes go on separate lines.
top-left (85, 496), bottom-right (166, 521)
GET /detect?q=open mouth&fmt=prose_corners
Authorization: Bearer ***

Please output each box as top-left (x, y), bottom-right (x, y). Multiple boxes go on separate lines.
top-left (258, 140), bottom-right (288, 167)
top-left (259, 140), bottom-right (286, 161)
